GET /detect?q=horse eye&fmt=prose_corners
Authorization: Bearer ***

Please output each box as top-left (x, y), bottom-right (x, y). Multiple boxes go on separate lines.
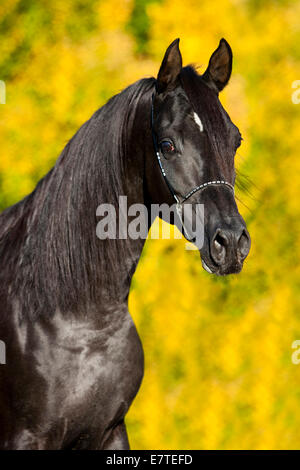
top-left (160, 140), bottom-right (175, 154)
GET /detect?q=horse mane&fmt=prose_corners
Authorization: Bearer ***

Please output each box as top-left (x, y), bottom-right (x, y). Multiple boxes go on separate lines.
top-left (0, 77), bottom-right (155, 320)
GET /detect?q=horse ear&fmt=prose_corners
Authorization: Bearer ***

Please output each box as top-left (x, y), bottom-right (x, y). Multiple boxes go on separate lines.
top-left (203, 38), bottom-right (232, 92)
top-left (157, 38), bottom-right (182, 93)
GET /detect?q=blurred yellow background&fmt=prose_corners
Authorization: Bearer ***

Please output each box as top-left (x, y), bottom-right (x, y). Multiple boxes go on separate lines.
top-left (1, 0), bottom-right (300, 450)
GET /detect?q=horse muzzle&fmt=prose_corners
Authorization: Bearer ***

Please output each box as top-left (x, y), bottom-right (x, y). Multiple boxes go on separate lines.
top-left (200, 220), bottom-right (251, 276)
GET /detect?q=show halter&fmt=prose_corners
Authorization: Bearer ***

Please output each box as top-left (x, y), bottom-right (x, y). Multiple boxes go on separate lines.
top-left (150, 92), bottom-right (235, 238)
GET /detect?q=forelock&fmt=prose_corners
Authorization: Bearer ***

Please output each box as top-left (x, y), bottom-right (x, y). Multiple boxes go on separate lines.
top-left (180, 66), bottom-right (231, 155)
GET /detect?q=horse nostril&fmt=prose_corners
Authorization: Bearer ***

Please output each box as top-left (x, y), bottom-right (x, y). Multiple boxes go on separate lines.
top-left (211, 227), bottom-right (250, 267)
top-left (214, 232), bottom-right (228, 251)
top-left (211, 230), bottom-right (228, 265)
top-left (238, 229), bottom-right (251, 260)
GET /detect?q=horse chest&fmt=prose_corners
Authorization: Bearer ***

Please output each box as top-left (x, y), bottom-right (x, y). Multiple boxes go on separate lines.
top-left (13, 308), bottom-right (144, 436)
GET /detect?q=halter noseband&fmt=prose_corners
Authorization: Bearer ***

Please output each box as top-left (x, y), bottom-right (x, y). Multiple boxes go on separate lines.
top-left (150, 93), bottom-right (235, 207)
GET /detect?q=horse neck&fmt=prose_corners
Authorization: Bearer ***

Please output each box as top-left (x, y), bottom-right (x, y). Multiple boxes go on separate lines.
top-left (19, 88), bottom-right (153, 318)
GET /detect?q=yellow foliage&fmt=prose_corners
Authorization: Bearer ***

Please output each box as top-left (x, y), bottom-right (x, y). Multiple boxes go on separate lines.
top-left (1, 0), bottom-right (300, 450)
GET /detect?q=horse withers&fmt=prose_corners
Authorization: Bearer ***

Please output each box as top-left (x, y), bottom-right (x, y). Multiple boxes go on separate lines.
top-left (0, 38), bottom-right (250, 449)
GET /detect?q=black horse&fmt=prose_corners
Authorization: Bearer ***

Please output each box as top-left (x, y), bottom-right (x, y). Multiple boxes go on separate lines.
top-left (0, 38), bottom-right (250, 449)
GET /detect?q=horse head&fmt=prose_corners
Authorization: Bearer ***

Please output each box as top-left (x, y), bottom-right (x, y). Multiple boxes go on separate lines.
top-left (146, 38), bottom-right (251, 275)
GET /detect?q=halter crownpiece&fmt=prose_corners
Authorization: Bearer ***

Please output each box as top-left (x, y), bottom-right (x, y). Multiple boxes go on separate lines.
top-left (150, 93), bottom-right (235, 207)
